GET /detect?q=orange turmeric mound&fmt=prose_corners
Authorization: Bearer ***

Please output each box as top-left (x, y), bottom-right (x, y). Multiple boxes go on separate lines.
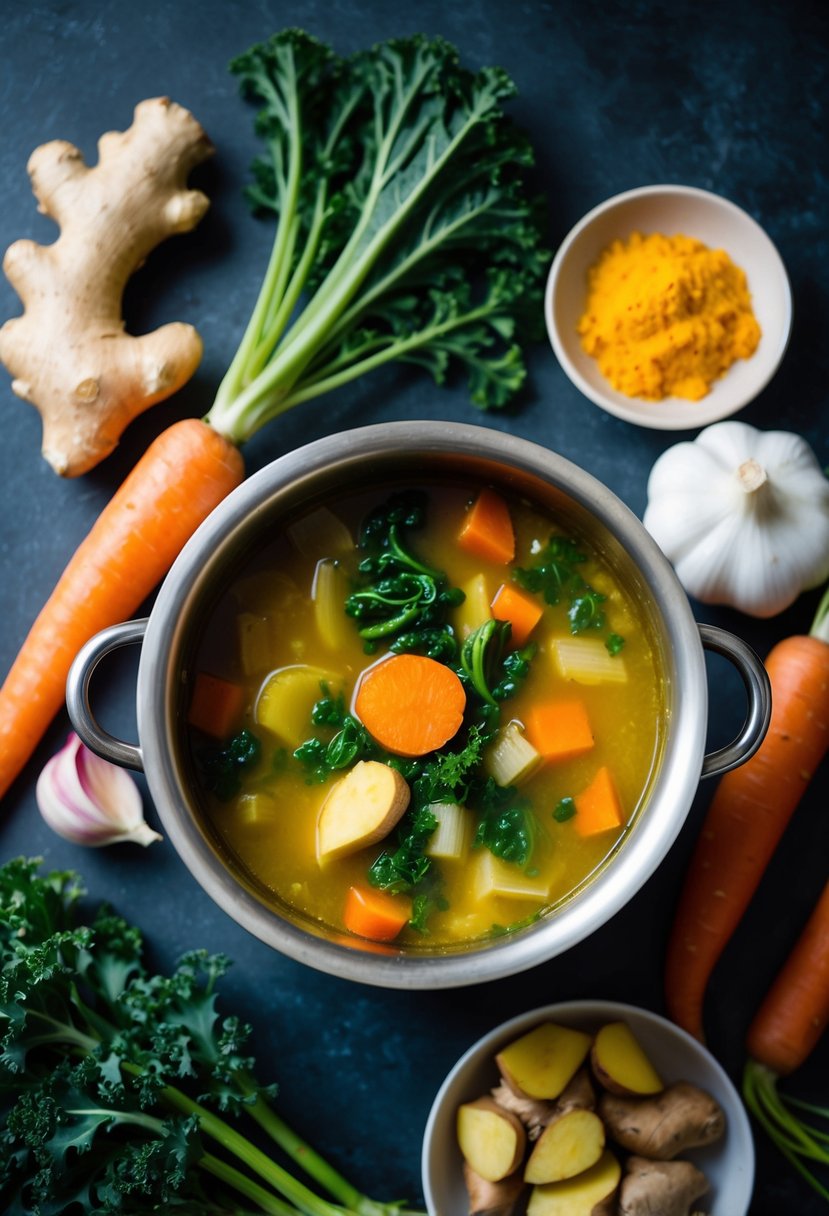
top-left (577, 231), bottom-right (761, 401)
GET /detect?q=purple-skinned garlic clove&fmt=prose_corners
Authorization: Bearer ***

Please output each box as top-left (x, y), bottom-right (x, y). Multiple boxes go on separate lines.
top-left (36, 732), bottom-right (161, 847)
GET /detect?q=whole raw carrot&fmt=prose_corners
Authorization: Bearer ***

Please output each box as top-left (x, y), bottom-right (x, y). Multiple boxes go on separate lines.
top-left (664, 591), bottom-right (829, 1041)
top-left (0, 418), bottom-right (244, 800)
top-left (742, 882), bottom-right (829, 1200)
top-left (746, 880), bottom-right (829, 1077)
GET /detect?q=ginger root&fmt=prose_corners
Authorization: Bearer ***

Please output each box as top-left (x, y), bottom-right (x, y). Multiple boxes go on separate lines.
top-left (463, 1162), bottom-right (526, 1216)
top-left (618, 1156), bottom-right (709, 1216)
top-left (0, 97), bottom-right (212, 476)
top-left (599, 1081), bottom-right (725, 1161)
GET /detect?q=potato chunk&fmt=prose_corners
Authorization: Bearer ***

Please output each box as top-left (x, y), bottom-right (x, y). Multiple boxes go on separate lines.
top-left (317, 761), bottom-right (410, 862)
top-left (496, 1022), bottom-right (593, 1101)
top-left (255, 664), bottom-right (340, 747)
top-left (524, 1108), bottom-right (605, 1184)
top-left (526, 1149), bottom-right (621, 1216)
top-left (590, 1022), bottom-right (663, 1097)
top-left (457, 1097), bottom-right (527, 1182)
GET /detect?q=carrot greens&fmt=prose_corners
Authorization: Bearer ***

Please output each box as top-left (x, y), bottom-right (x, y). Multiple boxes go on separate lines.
top-left (205, 30), bottom-right (547, 446)
top-left (0, 858), bottom-right (424, 1216)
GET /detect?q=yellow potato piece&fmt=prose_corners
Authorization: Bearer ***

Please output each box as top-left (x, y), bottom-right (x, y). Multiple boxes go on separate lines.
top-left (317, 761), bottom-right (410, 862)
top-left (524, 1108), bottom-right (605, 1184)
top-left (591, 1022), bottom-right (663, 1096)
top-left (255, 664), bottom-right (340, 747)
top-left (457, 1097), bottom-right (526, 1183)
top-left (454, 572), bottom-right (492, 639)
top-left (496, 1022), bottom-right (593, 1101)
top-left (527, 1150), bottom-right (621, 1216)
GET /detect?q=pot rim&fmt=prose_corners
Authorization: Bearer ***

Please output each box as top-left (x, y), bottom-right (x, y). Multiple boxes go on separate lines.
top-left (137, 420), bottom-right (706, 989)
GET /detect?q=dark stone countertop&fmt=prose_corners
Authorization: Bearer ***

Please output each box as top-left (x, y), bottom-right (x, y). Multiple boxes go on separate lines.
top-left (0, 2), bottom-right (826, 1213)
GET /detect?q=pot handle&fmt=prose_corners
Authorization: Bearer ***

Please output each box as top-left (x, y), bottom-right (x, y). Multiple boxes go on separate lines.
top-left (698, 623), bottom-right (771, 779)
top-left (66, 619), bottom-right (147, 772)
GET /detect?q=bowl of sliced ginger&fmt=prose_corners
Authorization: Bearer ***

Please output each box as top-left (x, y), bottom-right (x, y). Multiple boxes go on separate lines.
top-left (422, 999), bottom-right (754, 1216)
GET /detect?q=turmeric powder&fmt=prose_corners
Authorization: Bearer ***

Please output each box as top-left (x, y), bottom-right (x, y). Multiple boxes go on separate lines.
top-left (577, 231), bottom-right (761, 401)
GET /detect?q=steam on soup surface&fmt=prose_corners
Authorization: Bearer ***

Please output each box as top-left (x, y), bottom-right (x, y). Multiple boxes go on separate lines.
top-left (185, 481), bottom-right (664, 949)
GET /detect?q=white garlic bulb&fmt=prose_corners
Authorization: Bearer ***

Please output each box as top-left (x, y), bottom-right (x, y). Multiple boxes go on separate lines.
top-left (36, 732), bottom-right (161, 847)
top-left (643, 421), bottom-right (829, 618)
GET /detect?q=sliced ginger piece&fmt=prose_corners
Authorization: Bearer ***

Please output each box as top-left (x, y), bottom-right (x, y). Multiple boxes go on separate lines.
top-left (457, 1096), bottom-right (527, 1183)
top-left (590, 1022), bottom-right (663, 1096)
top-left (524, 1107), bottom-right (605, 1184)
top-left (496, 1022), bottom-right (593, 1101)
top-left (317, 760), bottom-right (410, 862)
top-left (463, 1161), bottom-right (526, 1216)
top-left (526, 1149), bottom-right (621, 1216)
top-left (0, 98), bottom-right (212, 476)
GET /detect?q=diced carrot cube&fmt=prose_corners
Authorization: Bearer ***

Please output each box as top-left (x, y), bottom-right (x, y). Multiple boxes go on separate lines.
top-left (491, 583), bottom-right (543, 647)
top-left (343, 885), bottom-right (411, 942)
top-left (187, 672), bottom-right (245, 740)
top-left (524, 700), bottom-right (594, 763)
top-left (574, 766), bottom-right (625, 836)
top-left (458, 488), bottom-right (515, 565)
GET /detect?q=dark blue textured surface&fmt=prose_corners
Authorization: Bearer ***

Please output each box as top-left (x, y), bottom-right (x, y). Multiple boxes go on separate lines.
top-left (0, 2), bottom-right (827, 1213)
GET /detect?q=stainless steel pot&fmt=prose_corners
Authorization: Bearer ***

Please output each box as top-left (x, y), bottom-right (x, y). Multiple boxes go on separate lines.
top-left (67, 421), bottom-right (771, 989)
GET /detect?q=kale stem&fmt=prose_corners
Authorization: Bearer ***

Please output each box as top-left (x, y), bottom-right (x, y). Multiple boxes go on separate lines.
top-left (238, 1080), bottom-right (363, 1211)
top-left (200, 1152), bottom-right (305, 1216)
top-left (143, 1075), bottom-right (346, 1216)
top-left (223, 298), bottom-right (495, 438)
top-left (242, 1089), bottom-right (423, 1216)
top-left (26, 1007), bottom-right (99, 1054)
top-left (213, 61), bottom-right (305, 414)
top-left (206, 92), bottom-right (489, 444)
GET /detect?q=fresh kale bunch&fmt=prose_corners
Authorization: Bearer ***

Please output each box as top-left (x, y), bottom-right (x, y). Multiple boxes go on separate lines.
top-left (205, 30), bottom-right (549, 444)
top-left (0, 858), bottom-right (422, 1216)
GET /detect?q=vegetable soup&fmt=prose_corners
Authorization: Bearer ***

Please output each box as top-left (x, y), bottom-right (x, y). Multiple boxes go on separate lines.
top-left (184, 481), bottom-right (665, 949)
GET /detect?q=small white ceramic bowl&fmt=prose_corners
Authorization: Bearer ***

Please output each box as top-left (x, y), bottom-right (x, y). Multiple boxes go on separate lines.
top-left (422, 1000), bottom-right (755, 1216)
top-left (546, 184), bottom-right (792, 429)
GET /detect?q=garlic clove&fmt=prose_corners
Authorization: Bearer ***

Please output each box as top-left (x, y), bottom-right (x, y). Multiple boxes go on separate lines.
top-left (37, 732), bottom-right (161, 847)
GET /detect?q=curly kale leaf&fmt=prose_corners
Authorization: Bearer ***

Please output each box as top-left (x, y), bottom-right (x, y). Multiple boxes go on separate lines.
top-left (208, 31), bottom-right (548, 444)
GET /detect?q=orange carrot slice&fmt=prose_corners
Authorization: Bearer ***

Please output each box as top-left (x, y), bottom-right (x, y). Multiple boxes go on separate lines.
top-left (491, 583), bottom-right (543, 646)
top-left (187, 672), bottom-right (245, 739)
top-left (574, 766), bottom-right (624, 836)
top-left (524, 700), bottom-right (594, 763)
top-left (343, 885), bottom-right (411, 942)
top-left (458, 488), bottom-right (515, 565)
top-left (354, 653), bottom-right (466, 756)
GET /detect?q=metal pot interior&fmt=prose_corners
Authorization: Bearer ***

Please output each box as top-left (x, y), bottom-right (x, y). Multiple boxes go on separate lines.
top-left (139, 425), bottom-right (702, 987)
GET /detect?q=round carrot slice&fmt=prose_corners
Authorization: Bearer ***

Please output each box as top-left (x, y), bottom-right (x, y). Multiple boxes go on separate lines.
top-left (353, 653), bottom-right (466, 756)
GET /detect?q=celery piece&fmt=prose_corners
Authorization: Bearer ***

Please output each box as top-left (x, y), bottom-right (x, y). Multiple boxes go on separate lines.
top-left (485, 720), bottom-right (541, 786)
top-left (425, 802), bottom-right (472, 861)
top-left (473, 849), bottom-right (555, 901)
top-left (550, 636), bottom-right (628, 685)
top-left (312, 559), bottom-right (351, 652)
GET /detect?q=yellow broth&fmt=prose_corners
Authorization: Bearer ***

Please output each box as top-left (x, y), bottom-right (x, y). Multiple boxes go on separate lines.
top-left (185, 482), bottom-right (665, 949)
